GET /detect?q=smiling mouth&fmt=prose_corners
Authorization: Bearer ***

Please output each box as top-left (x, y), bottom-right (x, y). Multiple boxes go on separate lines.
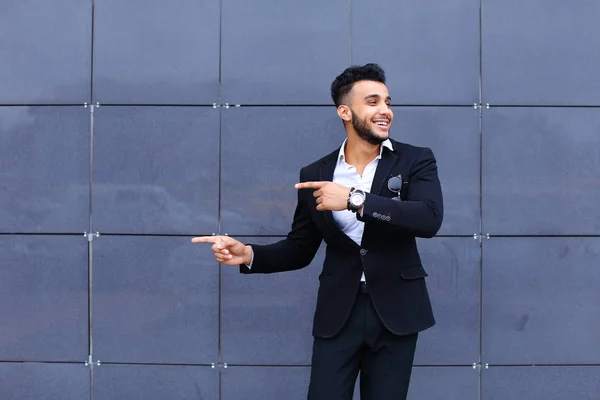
top-left (373, 120), bottom-right (390, 128)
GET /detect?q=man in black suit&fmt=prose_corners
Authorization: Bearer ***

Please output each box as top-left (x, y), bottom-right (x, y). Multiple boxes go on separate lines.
top-left (193, 63), bottom-right (443, 400)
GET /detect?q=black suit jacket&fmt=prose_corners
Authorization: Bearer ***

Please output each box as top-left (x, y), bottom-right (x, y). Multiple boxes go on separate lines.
top-left (241, 139), bottom-right (444, 338)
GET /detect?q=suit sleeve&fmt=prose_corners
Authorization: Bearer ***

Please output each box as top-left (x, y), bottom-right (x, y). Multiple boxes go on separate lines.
top-left (357, 147), bottom-right (443, 238)
top-left (240, 168), bottom-right (323, 274)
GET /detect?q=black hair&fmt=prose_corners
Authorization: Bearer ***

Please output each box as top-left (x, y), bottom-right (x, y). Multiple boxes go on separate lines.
top-left (330, 63), bottom-right (386, 107)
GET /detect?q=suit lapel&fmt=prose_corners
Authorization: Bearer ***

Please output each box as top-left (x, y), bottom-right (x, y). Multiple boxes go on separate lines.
top-left (370, 145), bottom-right (399, 195)
top-left (361, 144), bottom-right (400, 242)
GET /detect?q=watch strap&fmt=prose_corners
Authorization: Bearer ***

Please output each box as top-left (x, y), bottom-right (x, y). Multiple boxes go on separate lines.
top-left (347, 187), bottom-right (356, 211)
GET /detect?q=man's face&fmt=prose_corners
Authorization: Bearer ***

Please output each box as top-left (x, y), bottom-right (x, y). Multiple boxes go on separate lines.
top-left (345, 80), bottom-right (393, 145)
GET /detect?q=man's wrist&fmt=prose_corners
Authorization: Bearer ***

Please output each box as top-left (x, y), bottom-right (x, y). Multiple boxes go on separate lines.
top-left (243, 245), bottom-right (253, 265)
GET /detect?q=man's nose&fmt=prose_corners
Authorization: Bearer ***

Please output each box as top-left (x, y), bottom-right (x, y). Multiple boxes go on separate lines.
top-left (377, 107), bottom-right (391, 118)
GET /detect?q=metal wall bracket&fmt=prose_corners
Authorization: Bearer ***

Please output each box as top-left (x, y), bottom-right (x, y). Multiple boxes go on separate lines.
top-left (84, 232), bottom-right (101, 242)
top-left (473, 233), bottom-right (491, 241)
top-left (212, 103), bottom-right (241, 109)
top-left (471, 362), bottom-right (490, 370)
top-left (84, 355), bottom-right (101, 367)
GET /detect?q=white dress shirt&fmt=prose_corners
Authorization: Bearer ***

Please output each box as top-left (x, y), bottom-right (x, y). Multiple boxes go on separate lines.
top-left (332, 139), bottom-right (394, 282)
top-left (246, 139), bottom-right (394, 284)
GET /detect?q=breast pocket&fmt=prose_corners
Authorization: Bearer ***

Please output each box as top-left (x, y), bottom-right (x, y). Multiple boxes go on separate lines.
top-left (385, 173), bottom-right (410, 200)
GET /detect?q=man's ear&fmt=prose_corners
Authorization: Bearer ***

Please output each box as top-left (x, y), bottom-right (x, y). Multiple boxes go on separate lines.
top-left (337, 105), bottom-right (352, 122)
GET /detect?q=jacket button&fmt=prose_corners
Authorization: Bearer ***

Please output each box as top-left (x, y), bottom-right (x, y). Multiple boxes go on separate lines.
top-left (360, 249), bottom-right (368, 256)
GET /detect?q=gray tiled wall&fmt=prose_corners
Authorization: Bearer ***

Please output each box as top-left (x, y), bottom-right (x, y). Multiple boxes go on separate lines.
top-left (1, 0), bottom-right (599, 399)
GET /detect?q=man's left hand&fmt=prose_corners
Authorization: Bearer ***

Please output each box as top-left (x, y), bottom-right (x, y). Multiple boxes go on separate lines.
top-left (295, 181), bottom-right (350, 211)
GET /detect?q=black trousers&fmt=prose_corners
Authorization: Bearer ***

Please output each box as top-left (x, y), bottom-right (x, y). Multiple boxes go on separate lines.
top-left (307, 288), bottom-right (418, 400)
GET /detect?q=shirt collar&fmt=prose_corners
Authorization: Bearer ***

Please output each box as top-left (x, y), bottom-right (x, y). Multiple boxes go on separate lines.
top-left (337, 139), bottom-right (394, 165)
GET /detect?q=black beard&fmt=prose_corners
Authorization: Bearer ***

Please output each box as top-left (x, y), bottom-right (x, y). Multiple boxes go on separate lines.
top-left (351, 111), bottom-right (386, 145)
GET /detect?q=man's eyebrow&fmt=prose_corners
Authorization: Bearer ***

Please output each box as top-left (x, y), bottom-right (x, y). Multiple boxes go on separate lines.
top-left (364, 94), bottom-right (392, 102)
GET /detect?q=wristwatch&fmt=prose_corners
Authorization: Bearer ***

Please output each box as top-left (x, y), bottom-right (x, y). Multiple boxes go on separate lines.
top-left (347, 187), bottom-right (366, 213)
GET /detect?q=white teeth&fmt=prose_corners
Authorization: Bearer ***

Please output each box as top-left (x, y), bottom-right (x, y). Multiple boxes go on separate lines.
top-left (376, 122), bottom-right (388, 127)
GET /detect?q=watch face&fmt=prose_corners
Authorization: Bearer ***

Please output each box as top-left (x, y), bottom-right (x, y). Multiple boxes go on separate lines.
top-left (350, 193), bottom-right (364, 206)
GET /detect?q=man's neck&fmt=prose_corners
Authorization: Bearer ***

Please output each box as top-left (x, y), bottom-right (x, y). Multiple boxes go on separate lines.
top-left (344, 135), bottom-right (382, 167)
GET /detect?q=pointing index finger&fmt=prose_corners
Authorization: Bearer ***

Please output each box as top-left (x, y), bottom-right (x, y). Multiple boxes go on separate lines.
top-left (295, 181), bottom-right (326, 190)
top-left (191, 236), bottom-right (225, 244)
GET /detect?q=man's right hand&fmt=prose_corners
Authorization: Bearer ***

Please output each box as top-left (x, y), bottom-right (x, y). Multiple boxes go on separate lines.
top-left (191, 235), bottom-right (252, 266)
